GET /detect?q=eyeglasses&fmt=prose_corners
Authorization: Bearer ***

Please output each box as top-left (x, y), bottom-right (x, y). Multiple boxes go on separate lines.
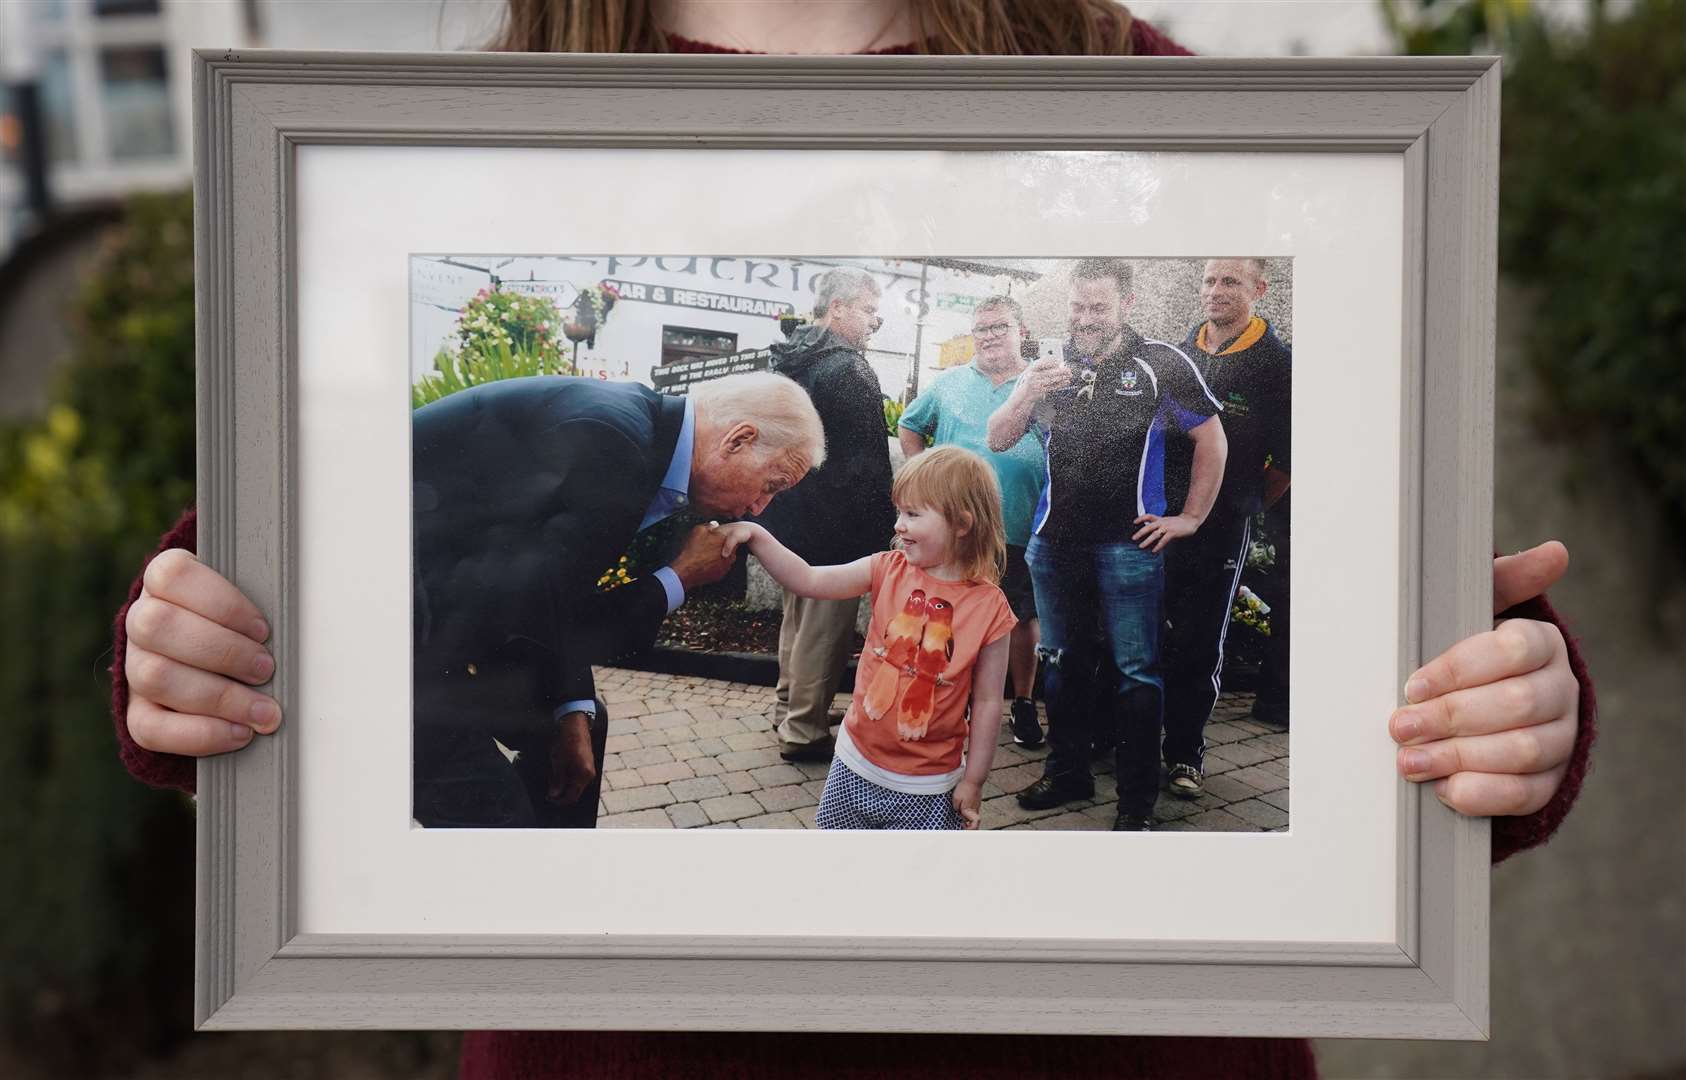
top-left (972, 322), bottom-right (1015, 340)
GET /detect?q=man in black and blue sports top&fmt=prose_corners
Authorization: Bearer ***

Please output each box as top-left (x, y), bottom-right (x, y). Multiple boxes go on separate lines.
top-left (988, 257), bottom-right (1228, 831)
top-left (1160, 258), bottom-right (1293, 800)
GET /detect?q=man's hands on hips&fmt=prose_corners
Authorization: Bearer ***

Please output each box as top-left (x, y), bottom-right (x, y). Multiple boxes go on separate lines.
top-left (670, 522), bottom-right (737, 591)
top-left (1132, 512), bottom-right (1200, 553)
top-left (547, 710), bottom-right (597, 806)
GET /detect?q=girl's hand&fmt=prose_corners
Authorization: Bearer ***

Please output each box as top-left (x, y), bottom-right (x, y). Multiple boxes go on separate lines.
top-left (1390, 541), bottom-right (1578, 816)
top-left (952, 779), bottom-right (983, 829)
top-left (124, 548), bottom-right (280, 757)
top-left (711, 521), bottom-right (759, 558)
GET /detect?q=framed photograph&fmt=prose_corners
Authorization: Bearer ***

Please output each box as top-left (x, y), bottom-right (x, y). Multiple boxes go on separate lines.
top-left (194, 50), bottom-right (1498, 1037)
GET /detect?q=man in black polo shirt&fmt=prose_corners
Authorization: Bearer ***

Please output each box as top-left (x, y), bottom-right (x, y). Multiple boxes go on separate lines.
top-left (1161, 258), bottom-right (1292, 798)
top-left (988, 258), bottom-right (1228, 830)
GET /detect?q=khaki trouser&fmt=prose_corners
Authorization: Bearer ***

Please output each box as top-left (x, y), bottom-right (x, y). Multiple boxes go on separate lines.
top-left (773, 590), bottom-right (860, 748)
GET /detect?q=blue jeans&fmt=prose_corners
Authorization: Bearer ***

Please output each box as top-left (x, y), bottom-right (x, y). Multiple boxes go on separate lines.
top-left (1026, 535), bottom-right (1164, 818)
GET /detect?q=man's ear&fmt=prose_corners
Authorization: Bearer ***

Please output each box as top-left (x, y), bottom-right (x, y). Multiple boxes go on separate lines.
top-left (723, 422), bottom-right (759, 455)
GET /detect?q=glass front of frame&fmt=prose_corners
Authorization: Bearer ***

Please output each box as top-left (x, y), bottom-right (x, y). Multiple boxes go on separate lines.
top-left (296, 145), bottom-right (1399, 942)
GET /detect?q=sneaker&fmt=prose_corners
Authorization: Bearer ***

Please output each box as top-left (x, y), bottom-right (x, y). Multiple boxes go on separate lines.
top-left (778, 737), bottom-right (834, 763)
top-left (1016, 773), bottom-right (1093, 810)
top-left (1166, 762), bottom-right (1204, 799)
top-left (1009, 698), bottom-right (1044, 747)
top-left (1112, 813), bottom-right (1154, 832)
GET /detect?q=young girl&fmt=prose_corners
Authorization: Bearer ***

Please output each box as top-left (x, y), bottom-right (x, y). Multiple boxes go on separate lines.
top-left (716, 445), bottom-right (1015, 830)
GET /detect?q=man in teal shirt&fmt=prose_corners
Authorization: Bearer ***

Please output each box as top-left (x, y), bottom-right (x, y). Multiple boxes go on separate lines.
top-left (898, 295), bottom-right (1048, 746)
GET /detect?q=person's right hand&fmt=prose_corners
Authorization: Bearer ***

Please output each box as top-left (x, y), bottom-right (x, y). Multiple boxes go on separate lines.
top-left (1017, 356), bottom-right (1072, 401)
top-left (712, 521), bottom-right (759, 559)
top-left (668, 523), bottom-right (736, 591)
top-left (125, 548), bottom-right (279, 756)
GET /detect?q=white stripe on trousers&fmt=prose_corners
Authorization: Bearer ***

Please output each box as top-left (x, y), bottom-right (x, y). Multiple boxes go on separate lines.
top-left (1206, 516), bottom-right (1254, 706)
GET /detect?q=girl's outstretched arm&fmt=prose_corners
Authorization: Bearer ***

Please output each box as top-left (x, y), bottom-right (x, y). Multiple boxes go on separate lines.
top-left (713, 522), bottom-right (873, 601)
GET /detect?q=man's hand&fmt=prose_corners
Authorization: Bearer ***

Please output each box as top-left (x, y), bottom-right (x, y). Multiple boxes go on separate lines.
top-left (1017, 357), bottom-right (1071, 401)
top-left (1389, 541), bottom-right (1580, 816)
top-left (952, 779), bottom-right (983, 829)
top-left (1131, 512), bottom-right (1199, 553)
top-left (547, 711), bottom-right (597, 806)
top-left (670, 523), bottom-right (736, 591)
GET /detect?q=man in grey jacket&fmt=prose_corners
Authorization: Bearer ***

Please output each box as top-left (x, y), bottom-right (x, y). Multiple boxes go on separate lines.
top-left (756, 266), bottom-right (897, 760)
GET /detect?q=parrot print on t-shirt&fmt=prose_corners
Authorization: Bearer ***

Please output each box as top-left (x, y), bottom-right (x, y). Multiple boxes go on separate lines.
top-left (894, 596), bottom-right (955, 740)
top-left (862, 588), bottom-right (927, 721)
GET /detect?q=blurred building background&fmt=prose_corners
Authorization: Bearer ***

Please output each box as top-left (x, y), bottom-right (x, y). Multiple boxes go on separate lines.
top-left (1, 1), bottom-right (1680, 1078)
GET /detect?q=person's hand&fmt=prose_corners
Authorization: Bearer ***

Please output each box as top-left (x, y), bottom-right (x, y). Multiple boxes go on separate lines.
top-left (1017, 357), bottom-right (1072, 401)
top-left (1131, 512), bottom-right (1199, 553)
top-left (124, 548), bottom-right (280, 757)
top-left (547, 711), bottom-right (597, 806)
top-left (669, 523), bottom-right (736, 590)
top-left (712, 521), bottom-right (759, 559)
top-left (1390, 541), bottom-right (1579, 816)
top-left (952, 779), bottom-right (983, 829)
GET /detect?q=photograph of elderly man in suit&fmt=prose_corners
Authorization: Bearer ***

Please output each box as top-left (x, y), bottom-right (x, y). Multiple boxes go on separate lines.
top-left (410, 371), bottom-right (824, 828)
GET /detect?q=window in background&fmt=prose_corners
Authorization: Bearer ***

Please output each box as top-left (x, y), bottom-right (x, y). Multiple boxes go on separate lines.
top-left (38, 50), bottom-right (79, 166)
top-left (94, 0), bottom-right (162, 16)
top-left (661, 326), bottom-right (738, 367)
top-left (99, 46), bottom-right (173, 160)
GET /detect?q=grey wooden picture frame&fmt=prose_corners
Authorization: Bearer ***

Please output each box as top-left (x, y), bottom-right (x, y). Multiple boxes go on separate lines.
top-left (193, 50), bottom-right (1497, 1038)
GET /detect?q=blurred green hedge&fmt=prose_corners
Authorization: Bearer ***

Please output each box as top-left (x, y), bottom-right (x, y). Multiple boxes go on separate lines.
top-left (0, 192), bottom-right (197, 1067)
top-left (1500, 0), bottom-right (1686, 540)
top-left (1390, 0), bottom-right (1686, 542)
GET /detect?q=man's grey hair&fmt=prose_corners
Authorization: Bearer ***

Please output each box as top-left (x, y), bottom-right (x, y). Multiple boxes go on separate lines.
top-left (974, 294), bottom-right (1024, 326)
top-left (811, 266), bottom-right (881, 319)
top-left (690, 371), bottom-right (826, 469)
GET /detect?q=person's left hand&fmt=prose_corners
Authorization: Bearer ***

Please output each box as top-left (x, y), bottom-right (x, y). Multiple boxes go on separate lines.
top-left (1390, 541), bottom-right (1579, 816)
top-left (952, 779), bottom-right (983, 829)
top-left (547, 711), bottom-right (598, 806)
top-left (1131, 512), bottom-right (1200, 553)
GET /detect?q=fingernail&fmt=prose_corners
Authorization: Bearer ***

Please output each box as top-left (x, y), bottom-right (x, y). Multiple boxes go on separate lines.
top-left (228, 722), bottom-right (254, 744)
top-left (1393, 713), bottom-right (1420, 742)
top-left (1404, 676), bottom-right (1430, 703)
top-left (249, 618), bottom-right (270, 642)
top-left (251, 653), bottom-right (275, 681)
top-left (249, 700), bottom-right (281, 732)
top-left (1433, 779), bottom-right (1451, 803)
top-left (1401, 749), bottom-right (1429, 775)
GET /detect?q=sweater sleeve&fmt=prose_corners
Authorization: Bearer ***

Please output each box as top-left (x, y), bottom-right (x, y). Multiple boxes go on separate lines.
top-left (1490, 590), bottom-right (1597, 864)
top-left (1129, 16), bottom-right (1195, 57)
top-left (111, 506), bottom-right (200, 795)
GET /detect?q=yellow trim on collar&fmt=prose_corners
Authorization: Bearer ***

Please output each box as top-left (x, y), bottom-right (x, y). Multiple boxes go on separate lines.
top-left (1199, 316), bottom-right (1267, 356)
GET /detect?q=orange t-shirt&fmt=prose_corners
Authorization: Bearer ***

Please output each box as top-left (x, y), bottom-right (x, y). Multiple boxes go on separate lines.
top-left (843, 550), bottom-right (1017, 778)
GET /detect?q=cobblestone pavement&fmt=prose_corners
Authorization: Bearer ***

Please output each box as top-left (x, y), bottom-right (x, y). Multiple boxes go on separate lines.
top-left (593, 665), bottom-right (1289, 832)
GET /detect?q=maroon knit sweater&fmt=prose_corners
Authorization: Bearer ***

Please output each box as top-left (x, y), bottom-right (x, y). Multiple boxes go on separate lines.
top-left (110, 21), bottom-right (1599, 1080)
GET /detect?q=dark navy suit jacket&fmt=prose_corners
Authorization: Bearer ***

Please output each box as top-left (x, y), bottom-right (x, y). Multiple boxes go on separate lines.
top-left (411, 377), bottom-right (684, 771)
